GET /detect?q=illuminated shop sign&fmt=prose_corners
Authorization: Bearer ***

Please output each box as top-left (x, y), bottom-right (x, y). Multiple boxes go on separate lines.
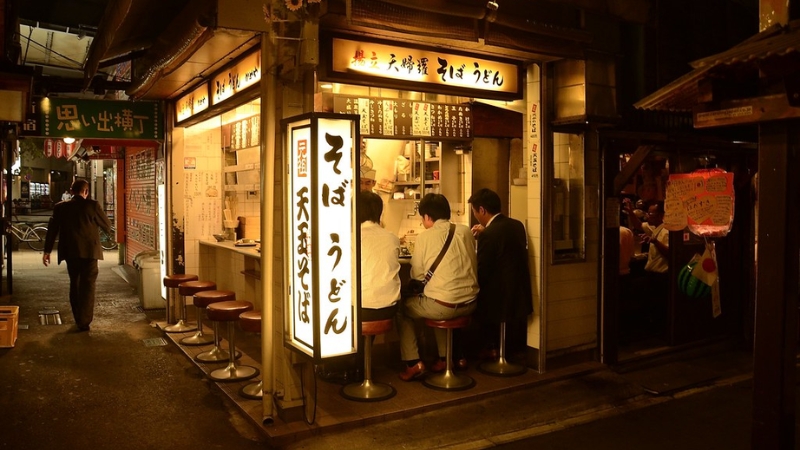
top-left (176, 82), bottom-right (210, 123)
top-left (284, 113), bottom-right (360, 361)
top-left (330, 37), bottom-right (521, 98)
top-left (39, 98), bottom-right (163, 140)
top-left (212, 50), bottom-right (261, 105)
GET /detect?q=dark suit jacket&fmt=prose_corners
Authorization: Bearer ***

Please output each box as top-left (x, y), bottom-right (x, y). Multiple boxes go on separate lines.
top-left (44, 196), bottom-right (113, 263)
top-left (476, 214), bottom-right (533, 323)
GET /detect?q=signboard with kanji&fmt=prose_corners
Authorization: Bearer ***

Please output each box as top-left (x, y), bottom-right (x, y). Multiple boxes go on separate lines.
top-left (283, 113), bottom-right (360, 362)
top-left (38, 98), bottom-right (163, 141)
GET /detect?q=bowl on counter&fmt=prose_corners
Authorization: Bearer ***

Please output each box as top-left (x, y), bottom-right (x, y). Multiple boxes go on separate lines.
top-left (212, 234), bottom-right (226, 242)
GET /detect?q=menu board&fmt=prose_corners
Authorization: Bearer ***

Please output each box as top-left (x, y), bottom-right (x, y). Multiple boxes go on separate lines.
top-left (221, 115), bottom-right (260, 151)
top-left (333, 95), bottom-right (472, 140)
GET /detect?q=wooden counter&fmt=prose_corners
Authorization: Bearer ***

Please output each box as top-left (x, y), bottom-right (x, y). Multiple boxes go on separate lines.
top-left (198, 239), bottom-right (262, 308)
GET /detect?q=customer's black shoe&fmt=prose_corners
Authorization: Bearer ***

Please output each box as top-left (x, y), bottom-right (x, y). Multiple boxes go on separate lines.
top-left (77, 325), bottom-right (90, 332)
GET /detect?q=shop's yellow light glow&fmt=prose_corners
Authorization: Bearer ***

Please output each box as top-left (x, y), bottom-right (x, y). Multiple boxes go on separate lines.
top-left (331, 38), bottom-right (519, 95)
top-left (62, 137), bottom-right (75, 144)
top-left (176, 83), bottom-right (210, 123)
top-left (212, 51), bottom-right (262, 106)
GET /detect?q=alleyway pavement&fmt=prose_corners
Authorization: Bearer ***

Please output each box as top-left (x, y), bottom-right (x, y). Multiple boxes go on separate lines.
top-left (0, 247), bottom-right (783, 450)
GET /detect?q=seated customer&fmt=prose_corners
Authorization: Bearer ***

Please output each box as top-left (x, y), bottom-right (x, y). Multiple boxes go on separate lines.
top-left (358, 191), bottom-right (400, 320)
top-left (397, 193), bottom-right (479, 381)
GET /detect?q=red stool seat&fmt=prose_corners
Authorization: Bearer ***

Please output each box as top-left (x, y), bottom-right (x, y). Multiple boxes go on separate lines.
top-left (239, 311), bottom-right (262, 333)
top-left (164, 274), bottom-right (198, 288)
top-left (208, 301), bottom-right (253, 322)
top-left (178, 280), bottom-right (217, 297)
top-left (193, 290), bottom-right (236, 308)
top-left (425, 315), bottom-right (470, 330)
top-left (362, 319), bottom-right (393, 336)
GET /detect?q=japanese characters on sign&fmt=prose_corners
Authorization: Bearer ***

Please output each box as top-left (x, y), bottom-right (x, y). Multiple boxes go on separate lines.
top-left (332, 95), bottom-right (472, 139)
top-left (663, 169), bottom-right (735, 237)
top-left (285, 114), bottom-right (359, 361)
top-left (331, 37), bottom-right (521, 98)
top-left (221, 115), bottom-right (261, 151)
top-left (211, 51), bottom-right (261, 106)
top-left (176, 82), bottom-right (210, 123)
top-left (40, 98), bottom-right (163, 140)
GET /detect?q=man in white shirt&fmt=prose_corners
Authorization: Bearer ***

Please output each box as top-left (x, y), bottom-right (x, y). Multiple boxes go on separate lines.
top-left (397, 193), bottom-right (479, 381)
top-left (358, 191), bottom-right (400, 321)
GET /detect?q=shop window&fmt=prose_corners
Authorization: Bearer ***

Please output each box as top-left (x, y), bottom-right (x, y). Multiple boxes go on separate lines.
top-left (551, 132), bottom-right (585, 262)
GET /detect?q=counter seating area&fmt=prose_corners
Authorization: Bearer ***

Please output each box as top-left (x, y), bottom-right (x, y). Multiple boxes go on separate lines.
top-left (159, 310), bottom-right (602, 447)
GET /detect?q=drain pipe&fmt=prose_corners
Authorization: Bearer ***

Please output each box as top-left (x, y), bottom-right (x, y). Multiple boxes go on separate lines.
top-left (260, 29), bottom-right (278, 425)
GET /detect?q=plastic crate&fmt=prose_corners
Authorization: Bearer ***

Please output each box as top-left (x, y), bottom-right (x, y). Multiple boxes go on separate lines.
top-left (0, 306), bottom-right (19, 348)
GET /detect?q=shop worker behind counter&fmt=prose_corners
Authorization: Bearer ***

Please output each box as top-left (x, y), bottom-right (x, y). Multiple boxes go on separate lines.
top-left (469, 188), bottom-right (533, 359)
top-left (42, 179), bottom-right (113, 332)
top-left (397, 193), bottom-right (479, 381)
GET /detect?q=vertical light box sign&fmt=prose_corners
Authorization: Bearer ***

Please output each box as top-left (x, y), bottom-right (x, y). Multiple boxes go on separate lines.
top-left (316, 118), bottom-right (356, 359)
top-left (288, 121), bottom-right (315, 357)
top-left (285, 113), bottom-right (359, 362)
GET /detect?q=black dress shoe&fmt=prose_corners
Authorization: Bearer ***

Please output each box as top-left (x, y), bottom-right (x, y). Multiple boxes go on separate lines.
top-left (77, 325), bottom-right (90, 332)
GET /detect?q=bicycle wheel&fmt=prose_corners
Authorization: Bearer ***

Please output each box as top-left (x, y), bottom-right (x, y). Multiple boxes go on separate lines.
top-left (27, 226), bottom-right (48, 251)
top-left (100, 227), bottom-right (118, 251)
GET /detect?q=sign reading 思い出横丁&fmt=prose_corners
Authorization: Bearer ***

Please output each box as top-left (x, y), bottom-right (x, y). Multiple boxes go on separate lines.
top-left (39, 97), bottom-right (163, 140)
top-left (284, 113), bottom-right (360, 362)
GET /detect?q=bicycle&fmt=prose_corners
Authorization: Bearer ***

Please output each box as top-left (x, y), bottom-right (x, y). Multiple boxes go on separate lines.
top-left (4, 221), bottom-right (49, 251)
top-left (100, 227), bottom-right (118, 251)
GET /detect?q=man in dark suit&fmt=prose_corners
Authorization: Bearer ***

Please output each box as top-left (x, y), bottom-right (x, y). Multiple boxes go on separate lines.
top-left (42, 179), bottom-right (113, 332)
top-left (468, 188), bottom-right (533, 359)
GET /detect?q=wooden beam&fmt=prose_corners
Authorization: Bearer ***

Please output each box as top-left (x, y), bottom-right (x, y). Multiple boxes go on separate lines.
top-left (613, 145), bottom-right (653, 194)
top-left (693, 94), bottom-right (800, 128)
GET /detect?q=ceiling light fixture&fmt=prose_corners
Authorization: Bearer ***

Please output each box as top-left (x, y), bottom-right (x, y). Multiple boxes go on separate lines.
top-left (63, 137), bottom-right (75, 144)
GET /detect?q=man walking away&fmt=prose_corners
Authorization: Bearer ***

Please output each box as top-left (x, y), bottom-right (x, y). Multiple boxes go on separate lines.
top-left (42, 179), bottom-right (113, 332)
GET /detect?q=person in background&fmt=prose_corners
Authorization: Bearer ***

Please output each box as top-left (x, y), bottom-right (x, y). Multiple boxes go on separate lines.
top-left (360, 167), bottom-right (377, 192)
top-left (396, 193), bottom-right (479, 381)
top-left (469, 188), bottom-right (532, 362)
top-left (619, 225), bottom-right (635, 276)
top-left (358, 191), bottom-right (400, 320)
top-left (61, 190), bottom-right (72, 202)
top-left (626, 200), bottom-right (670, 335)
top-left (42, 179), bottom-right (113, 332)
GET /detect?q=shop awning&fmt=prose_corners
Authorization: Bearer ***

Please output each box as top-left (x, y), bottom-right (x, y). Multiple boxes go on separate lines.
top-left (633, 21), bottom-right (800, 117)
top-left (83, 0), bottom-right (260, 101)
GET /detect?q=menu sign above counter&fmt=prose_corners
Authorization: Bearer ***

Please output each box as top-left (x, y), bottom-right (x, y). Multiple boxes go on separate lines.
top-left (332, 95), bottom-right (472, 140)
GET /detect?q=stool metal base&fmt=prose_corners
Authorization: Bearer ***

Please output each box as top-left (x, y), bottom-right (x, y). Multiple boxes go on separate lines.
top-left (423, 370), bottom-right (475, 391)
top-left (164, 320), bottom-right (197, 333)
top-left (341, 379), bottom-right (396, 402)
top-left (196, 347), bottom-right (241, 363)
top-left (180, 332), bottom-right (214, 346)
top-left (478, 357), bottom-right (526, 377)
top-left (210, 363), bottom-right (259, 382)
top-left (240, 380), bottom-right (263, 400)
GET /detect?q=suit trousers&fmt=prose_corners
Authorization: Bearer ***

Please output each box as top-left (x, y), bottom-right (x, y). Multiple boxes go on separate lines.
top-left (65, 258), bottom-right (99, 328)
top-left (397, 295), bottom-right (476, 361)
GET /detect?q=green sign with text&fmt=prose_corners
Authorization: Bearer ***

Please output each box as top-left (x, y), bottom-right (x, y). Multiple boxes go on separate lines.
top-left (39, 98), bottom-right (163, 140)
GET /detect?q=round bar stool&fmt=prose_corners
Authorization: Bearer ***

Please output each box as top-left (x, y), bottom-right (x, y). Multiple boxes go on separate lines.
top-left (423, 315), bottom-right (475, 391)
top-left (478, 321), bottom-right (526, 377)
top-left (181, 290), bottom-right (235, 346)
top-left (207, 301), bottom-right (258, 382)
top-left (341, 319), bottom-right (396, 402)
top-left (165, 280), bottom-right (216, 333)
top-left (238, 310), bottom-right (263, 400)
top-left (163, 274), bottom-right (198, 326)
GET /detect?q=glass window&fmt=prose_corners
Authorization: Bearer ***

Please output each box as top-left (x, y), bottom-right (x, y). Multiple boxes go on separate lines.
top-left (551, 132), bottom-right (585, 262)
